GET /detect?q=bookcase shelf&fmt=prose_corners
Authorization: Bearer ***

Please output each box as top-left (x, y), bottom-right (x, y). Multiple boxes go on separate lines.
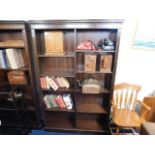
top-left (0, 67), bottom-right (29, 71)
top-left (77, 103), bottom-right (107, 114)
top-left (38, 52), bottom-right (75, 58)
top-left (0, 46), bottom-right (24, 48)
top-left (44, 107), bottom-right (74, 112)
top-left (0, 21), bottom-right (40, 129)
top-left (76, 70), bottom-right (112, 74)
top-left (76, 50), bottom-right (115, 53)
top-left (40, 70), bottom-right (75, 77)
top-left (42, 87), bottom-right (75, 93)
top-left (29, 19), bottom-right (123, 134)
top-left (75, 87), bottom-right (110, 94)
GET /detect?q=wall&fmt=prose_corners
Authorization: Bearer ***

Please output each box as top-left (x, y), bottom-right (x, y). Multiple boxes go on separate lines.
top-left (0, 0), bottom-right (155, 99)
top-left (116, 19), bottom-right (155, 99)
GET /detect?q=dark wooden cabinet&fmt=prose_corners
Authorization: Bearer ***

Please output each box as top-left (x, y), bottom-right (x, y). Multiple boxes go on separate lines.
top-left (29, 20), bottom-right (124, 134)
top-left (0, 21), bottom-right (39, 129)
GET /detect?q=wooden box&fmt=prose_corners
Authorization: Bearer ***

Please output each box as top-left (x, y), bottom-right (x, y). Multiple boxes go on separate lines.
top-left (44, 31), bottom-right (64, 55)
top-left (84, 55), bottom-right (96, 72)
top-left (100, 55), bottom-right (112, 72)
top-left (7, 71), bottom-right (27, 85)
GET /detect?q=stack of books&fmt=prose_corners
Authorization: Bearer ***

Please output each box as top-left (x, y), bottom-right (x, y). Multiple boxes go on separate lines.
top-left (43, 94), bottom-right (73, 110)
top-left (40, 76), bottom-right (70, 90)
top-left (0, 49), bottom-right (25, 69)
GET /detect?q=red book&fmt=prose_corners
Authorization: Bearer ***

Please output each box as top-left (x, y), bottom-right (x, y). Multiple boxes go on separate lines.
top-left (40, 77), bottom-right (44, 89)
top-left (55, 95), bottom-right (66, 108)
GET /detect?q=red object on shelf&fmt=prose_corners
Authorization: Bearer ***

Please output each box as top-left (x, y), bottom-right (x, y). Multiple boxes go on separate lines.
top-left (76, 40), bottom-right (96, 50)
top-left (55, 95), bottom-right (66, 108)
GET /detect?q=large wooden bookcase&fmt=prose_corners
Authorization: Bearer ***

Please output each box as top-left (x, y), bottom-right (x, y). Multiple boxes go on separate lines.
top-left (0, 21), bottom-right (39, 129)
top-left (29, 20), bottom-right (124, 134)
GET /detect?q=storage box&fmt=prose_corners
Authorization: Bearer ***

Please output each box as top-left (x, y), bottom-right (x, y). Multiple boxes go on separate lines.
top-left (44, 31), bottom-right (64, 55)
top-left (7, 71), bottom-right (27, 85)
top-left (82, 78), bottom-right (101, 94)
top-left (100, 55), bottom-right (112, 72)
top-left (84, 54), bottom-right (96, 72)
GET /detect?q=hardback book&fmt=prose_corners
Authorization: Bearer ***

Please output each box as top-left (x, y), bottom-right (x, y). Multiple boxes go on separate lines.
top-left (84, 54), bottom-right (96, 72)
top-left (40, 77), bottom-right (51, 89)
top-left (49, 95), bottom-right (59, 108)
top-left (43, 95), bottom-right (51, 109)
top-left (61, 77), bottom-right (70, 89)
top-left (45, 76), bottom-right (50, 89)
top-left (47, 77), bottom-right (58, 91)
top-left (5, 49), bottom-right (25, 69)
top-left (55, 77), bottom-right (66, 88)
top-left (0, 50), bottom-right (8, 69)
top-left (63, 94), bottom-right (73, 109)
top-left (53, 77), bottom-right (61, 88)
top-left (55, 95), bottom-right (66, 108)
top-left (100, 55), bottom-right (112, 72)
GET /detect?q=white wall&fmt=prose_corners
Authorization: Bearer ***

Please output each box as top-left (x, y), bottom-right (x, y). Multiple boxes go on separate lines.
top-left (116, 19), bottom-right (155, 99)
top-left (1, 0), bottom-right (155, 99)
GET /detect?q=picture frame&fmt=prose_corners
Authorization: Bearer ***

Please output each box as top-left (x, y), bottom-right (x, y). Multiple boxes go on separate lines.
top-left (133, 19), bottom-right (155, 50)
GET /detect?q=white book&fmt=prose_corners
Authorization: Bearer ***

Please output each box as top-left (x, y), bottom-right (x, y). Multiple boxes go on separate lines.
top-left (55, 77), bottom-right (65, 88)
top-left (0, 50), bottom-right (7, 68)
top-left (43, 95), bottom-right (51, 109)
top-left (63, 94), bottom-right (73, 109)
top-left (47, 77), bottom-right (58, 91)
top-left (5, 49), bottom-right (25, 69)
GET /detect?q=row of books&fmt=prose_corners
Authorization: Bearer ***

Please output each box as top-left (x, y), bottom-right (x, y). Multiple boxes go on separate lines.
top-left (43, 94), bottom-right (73, 109)
top-left (40, 76), bottom-right (70, 90)
top-left (0, 49), bottom-right (25, 69)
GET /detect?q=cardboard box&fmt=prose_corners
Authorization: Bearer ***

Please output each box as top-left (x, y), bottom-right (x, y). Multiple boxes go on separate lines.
top-left (84, 54), bottom-right (96, 72)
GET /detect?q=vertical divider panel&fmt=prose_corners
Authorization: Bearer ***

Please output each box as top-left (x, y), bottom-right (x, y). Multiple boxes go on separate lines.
top-left (73, 29), bottom-right (77, 128)
top-left (29, 28), bottom-right (46, 126)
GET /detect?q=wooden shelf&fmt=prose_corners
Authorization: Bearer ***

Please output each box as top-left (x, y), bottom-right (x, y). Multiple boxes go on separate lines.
top-left (0, 66), bottom-right (29, 71)
top-left (0, 45), bottom-right (24, 48)
top-left (42, 87), bottom-right (75, 93)
top-left (0, 107), bottom-right (17, 111)
top-left (76, 70), bottom-right (112, 74)
top-left (75, 87), bottom-right (110, 94)
top-left (0, 122), bottom-right (23, 128)
top-left (27, 105), bottom-right (35, 111)
top-left (76, 50), bottom-right (115, 53)
top-left (77, 103), bottom-right (107, 114)
top-left (45, 107), bottom-right (74, 112)
top-left (0, 40), bottom-right (24, 48)
top-left (46, 119), bottom-right (74, 129)
top-left (40, 70), bottom-right (75, 77)
top-left (76, 119), bottom-right (104, 131)
top-left (38, 52), bottom-right (75, 58)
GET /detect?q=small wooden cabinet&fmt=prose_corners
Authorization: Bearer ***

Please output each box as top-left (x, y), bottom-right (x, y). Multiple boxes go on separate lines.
top-left (29, 20), bottom-right (124, 134)
top-left (44, 31), bottom-right (64, 54)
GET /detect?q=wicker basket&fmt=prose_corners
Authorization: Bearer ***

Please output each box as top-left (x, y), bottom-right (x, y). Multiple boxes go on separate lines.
top-left (7, 71), bottom-right (27, 85)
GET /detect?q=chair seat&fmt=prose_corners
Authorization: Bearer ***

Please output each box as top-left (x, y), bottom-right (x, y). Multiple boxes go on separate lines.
top-left (113, 109), bottom-right (141, 128)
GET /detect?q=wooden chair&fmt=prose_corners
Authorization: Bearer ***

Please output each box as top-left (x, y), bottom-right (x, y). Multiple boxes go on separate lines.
top-left (112, 83), bottom-right (151, 134)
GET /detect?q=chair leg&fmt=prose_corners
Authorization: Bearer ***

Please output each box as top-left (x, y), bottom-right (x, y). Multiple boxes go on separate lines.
top-left (116, 127), bottom-right (120, 135)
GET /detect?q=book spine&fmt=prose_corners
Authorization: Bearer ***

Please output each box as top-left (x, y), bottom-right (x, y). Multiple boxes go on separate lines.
top-left (0, 50), bottom-right (7, 68)
top-left (2, 50), bottom-right (8, 68)
top-left (47, 77), bottom-right (58, 91)
top-left (6, 49), bottom-right (16, 69)
top-left (43, 95), bottom-right (51, 109)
